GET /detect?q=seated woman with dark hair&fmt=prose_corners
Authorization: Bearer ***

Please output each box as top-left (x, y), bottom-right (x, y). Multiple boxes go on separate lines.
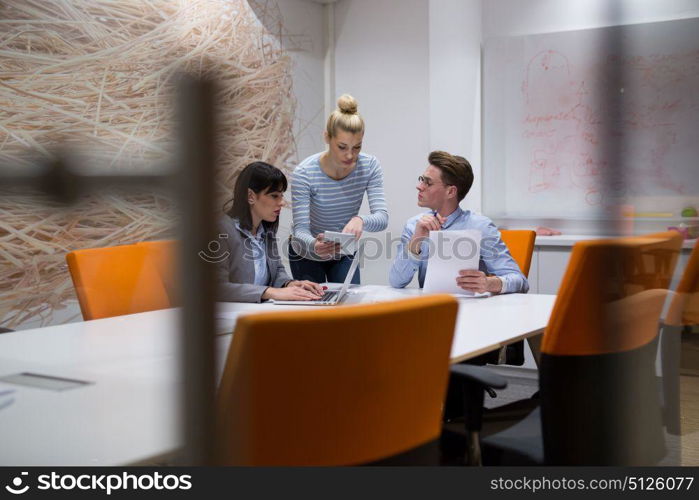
top-left (216, 161), bottom-right (324, 303)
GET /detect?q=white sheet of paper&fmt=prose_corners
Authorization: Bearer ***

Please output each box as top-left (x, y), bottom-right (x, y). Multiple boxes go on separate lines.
top-left (423, 229), bottom-right (482, 296)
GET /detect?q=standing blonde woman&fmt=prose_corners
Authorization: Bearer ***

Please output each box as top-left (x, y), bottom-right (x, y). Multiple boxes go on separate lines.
top-left (289, 94), bottom-right (389, 283)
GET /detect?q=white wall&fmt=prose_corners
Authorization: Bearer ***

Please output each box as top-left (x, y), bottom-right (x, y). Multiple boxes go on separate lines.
top-left (333, 0), bottom-right (431, 285)
top-left (429, 0), bottom-right (482, 212)
top-left (330, 0), bottom-right (485, 285)
top-left (272, 0), bottom-right (327, 162)
top-left (251, 0), bottom-right (327, 258)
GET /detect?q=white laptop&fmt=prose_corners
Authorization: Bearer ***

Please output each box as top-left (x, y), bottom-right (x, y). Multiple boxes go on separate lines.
top-left (272, 245), bottom-right (362, 306)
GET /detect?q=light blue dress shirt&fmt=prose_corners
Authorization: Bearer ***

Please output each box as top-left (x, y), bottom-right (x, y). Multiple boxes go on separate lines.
top-left (389, 207), bottom-right (529, 294)
top-left (234, 220), bottom-right (270, 287)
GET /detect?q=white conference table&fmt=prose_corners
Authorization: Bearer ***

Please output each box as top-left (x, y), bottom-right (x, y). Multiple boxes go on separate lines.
top-left (215, 285), bottom-right (556, 363)
top-left (0, 285), bottom-right (555, 466)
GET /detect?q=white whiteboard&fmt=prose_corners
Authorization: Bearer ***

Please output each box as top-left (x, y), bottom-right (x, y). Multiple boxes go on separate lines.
top-left (483, 18), bottom-right (699, 218)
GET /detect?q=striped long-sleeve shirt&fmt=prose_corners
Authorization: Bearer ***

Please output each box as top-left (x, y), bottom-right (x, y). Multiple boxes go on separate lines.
top-left (291, 152), bottom-right (389, 258)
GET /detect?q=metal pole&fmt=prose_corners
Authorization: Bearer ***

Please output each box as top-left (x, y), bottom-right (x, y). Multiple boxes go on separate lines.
top-left (176, 75), bottom-right (217, 465)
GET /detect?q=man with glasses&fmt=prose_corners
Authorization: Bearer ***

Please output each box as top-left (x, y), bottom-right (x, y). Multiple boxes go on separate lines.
top-left (389, 151), bottom-right (528, 295)
top-left (390, 151), bottom-right (530, 427)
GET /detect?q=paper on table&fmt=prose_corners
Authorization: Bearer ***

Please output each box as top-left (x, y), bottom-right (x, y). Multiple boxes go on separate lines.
top-left (452, 292), bottom-right (491, 299)
top-left (423, 229), bottom-right (482, 296)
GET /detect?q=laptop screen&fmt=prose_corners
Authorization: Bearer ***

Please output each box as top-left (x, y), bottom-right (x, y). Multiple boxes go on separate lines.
top-left (336, 243), bottom-right (363, 296)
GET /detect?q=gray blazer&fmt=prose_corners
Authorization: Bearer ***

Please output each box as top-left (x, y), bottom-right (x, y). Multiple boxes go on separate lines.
top-left (216, 216), bottom-right (292, 303)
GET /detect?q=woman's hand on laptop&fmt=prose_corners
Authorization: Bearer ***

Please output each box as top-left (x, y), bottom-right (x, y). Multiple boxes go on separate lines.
top-left (262, 285), bottom-right (323, 301)
top-left (287, 280), bottom-right (325, 296)
top-left (455, 270), bottom-right (503, 294)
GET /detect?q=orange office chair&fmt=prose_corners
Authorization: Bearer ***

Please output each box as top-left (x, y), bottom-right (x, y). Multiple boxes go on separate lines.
top-left (475, 231), bottom-right (683, 465)
top-left (215, 295), bottom-right (458, 465)
top-left (66, 244), bottom-right (171, 320)
top-left (497, 229), bottom-right (536, 366)
top-left (499, 229), bottom-right (536, 278)
top-left (137, 240), bottom-right (180, 306)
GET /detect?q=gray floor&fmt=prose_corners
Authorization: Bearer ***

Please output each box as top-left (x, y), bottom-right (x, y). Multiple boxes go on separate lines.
top-left (485, 366), bottom-right (539, 409)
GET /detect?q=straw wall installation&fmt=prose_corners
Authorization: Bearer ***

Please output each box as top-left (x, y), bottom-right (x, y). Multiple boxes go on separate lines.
top-left (0, 0), bottom-right (297, 327)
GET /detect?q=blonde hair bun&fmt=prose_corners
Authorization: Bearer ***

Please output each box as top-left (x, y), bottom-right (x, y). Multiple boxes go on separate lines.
top-left (326, 94), bottom-right (364, 137)
top-left (337, 94), bottom-right (358, 114)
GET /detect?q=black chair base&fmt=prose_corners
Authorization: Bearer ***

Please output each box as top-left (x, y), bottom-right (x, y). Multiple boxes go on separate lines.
top-left (481, 407), bottom-right (544, 465)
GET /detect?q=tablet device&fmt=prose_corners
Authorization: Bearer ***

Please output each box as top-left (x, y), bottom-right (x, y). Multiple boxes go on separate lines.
top-left (323, 231), bottom-right (357, 255)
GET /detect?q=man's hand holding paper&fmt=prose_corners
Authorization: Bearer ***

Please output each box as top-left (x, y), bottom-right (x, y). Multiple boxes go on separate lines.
top-left (455, 269), bottom-right (502, 294)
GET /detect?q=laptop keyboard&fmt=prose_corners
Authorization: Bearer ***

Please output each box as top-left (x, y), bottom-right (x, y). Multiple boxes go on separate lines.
top-left (318, 290), bottom-right (338, 303)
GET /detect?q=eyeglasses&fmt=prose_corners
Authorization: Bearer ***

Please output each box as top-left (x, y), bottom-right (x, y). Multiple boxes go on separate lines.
top-left (418, 176), bottom-right (449, 188)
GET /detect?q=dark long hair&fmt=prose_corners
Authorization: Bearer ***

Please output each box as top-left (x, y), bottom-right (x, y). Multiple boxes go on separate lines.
top-left (226, 161), bottom-right (288, 233)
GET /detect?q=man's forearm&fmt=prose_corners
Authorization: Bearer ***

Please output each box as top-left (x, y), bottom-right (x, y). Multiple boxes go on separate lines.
top-left (408, 235), bottom-right (424, 257)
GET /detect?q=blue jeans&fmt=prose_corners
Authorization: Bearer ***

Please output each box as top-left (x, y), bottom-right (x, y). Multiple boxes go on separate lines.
top-left (288, 242), bottom-right (360, 284)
